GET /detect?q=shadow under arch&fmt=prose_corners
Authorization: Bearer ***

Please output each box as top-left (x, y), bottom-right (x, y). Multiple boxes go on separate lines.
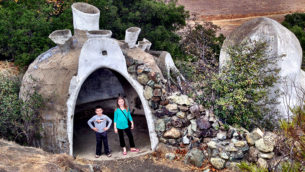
top-left (73, 67), bottom-right (151, 159)
top-left (66, 37), bottom-right (158, 156)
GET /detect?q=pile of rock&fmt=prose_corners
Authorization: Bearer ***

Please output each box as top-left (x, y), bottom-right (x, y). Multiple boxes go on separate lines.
top-left (126, 56), bottom-right (279, 171)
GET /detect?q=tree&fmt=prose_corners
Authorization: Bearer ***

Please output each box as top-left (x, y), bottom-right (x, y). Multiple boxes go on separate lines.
top-left (0, 0), bottom-right (188, 68)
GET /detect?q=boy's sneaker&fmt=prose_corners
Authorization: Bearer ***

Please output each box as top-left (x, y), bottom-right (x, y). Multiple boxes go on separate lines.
top-left (106, 153), bottom-right (112, 157)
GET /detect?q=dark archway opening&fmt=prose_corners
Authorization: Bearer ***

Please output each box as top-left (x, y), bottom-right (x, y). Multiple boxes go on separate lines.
top-left (73, 68), bottom-right (150, 159)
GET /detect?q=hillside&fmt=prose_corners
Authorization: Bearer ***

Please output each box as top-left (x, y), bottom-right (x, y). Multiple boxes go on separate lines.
top-left (178, 0), bottom-right (305, 35)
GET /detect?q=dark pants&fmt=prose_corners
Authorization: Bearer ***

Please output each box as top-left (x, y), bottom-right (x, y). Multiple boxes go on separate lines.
top-left (118, 128), bottom-right (135, 148)
top-left (95, 132), bottom-right (110, 155)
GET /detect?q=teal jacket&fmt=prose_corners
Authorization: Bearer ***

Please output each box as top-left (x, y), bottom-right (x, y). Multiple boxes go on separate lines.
top-left (114, 108), bottom-right (133, 129)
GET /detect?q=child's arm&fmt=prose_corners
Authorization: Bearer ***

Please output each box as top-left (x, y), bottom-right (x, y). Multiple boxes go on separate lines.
top-left (114, 109), bottom-right (118, 133)
top-left (128, 108), bottom-right (134, 129)
top-left (105, 115), bottom-right (112, 129)
top-left (88, 116), bottom-right (98, 132)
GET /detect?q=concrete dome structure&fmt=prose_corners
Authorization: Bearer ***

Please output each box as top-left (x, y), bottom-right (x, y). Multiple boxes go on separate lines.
top-left (20, 2), bottom-right (186, 156)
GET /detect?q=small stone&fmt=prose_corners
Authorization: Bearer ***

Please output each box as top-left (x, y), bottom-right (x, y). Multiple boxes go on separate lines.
top-left (199, 105), bottom-right (205, 112)
top-left (210, 157), bottom-right (225, 169)
top-left (219, 152), bottom-right (229, 160)
top-left (245, 133), bottom-right (255, 146)
top-left (176, 111), bottom-right (185, 119)
top-left (190, 104), bottom-right (200, 115)
top-left (160, 99), bottom-right (169, 106)
top-left (153, 88), bottom-right (162, 97)
top-left (257, 158), bottom-right (268, 169)
top-left (259, 152), bottom-right (274, 159)
top-left (168, 93), bottom-right (194, 105)
top-left (183, 135), bottom-right (190, 145)
top-left (165, 153), bottom-right (176, 160)
top-left (248, 146), bottom-right (259, 162)
top-left (251, 128), bottom-right (264, 141)
top-left (203, 169), bottom-right (210, 172)
top-left (233, 131), bottom-right (239, 137)
top-left (225, 162), bottom-right (240, 171)
top-left (211, 149), bottom-right (219, 157)
top-left (187, 113), bottom-right (195, 120)
top-left (151, 96), bottom-right (161, 102)
top-left (255, 138), bottom-right (274, 153)
top-left (137, 74), bottom-right (149, 85)
top-left (165, 104), bottom-right (178, 113)
top-left (190, 119), bottom-right (197, 132)
top-left (164, 128), bottom-right (181, 139)
top-left (230, 150), bottom-right (244, 160)
top-left (263, 132), bottom-right (277, 147)
top-left (137, 65), bottom-right (145, 74)
top-left (197, 116), bottom-right (211, 130)
top-left (147, 80), bottom-right (155, 87)
top-left (144, 86), bottom-right (153, 100)
top-left (217, 131), bottom-right (227, 141)
top-left (207, 141), bottom-right (218, 149)
top-left (184, 148), bottom-right (205, 167)
top-left (154, 84), bottom-right (162, 88)
top-left (234, 141), bottom-right (246, 147)
top-left (187, 125), bottom-right (193, 136)
top-left (171, 116), bottom-right (183, 128)
top-left (155, 119), bottom-right (165, 132)
top-left (178, 105), bottom-right (189, 112)
top-left (225, 143), bottom-right (238, 152)
top-left (212, 122), bottom-right (219, 130)
top-left (168, 139), bottom-right (176, 145)
top-left (159, 137), bottom-right (167, 143)
top-left (127, 65), bottom-right (136, 73)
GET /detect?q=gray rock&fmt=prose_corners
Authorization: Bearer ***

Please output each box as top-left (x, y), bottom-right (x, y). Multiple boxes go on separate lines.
top-left (248, 146), bottom-right (259, 162)
top-left (187, 113), bottom-right (195, 120)
top-left (245, 133), bottom-right (255, 146)
top-left (190, 119), bottom-right (197, 132)
top-left (207, 141), bottom-right (218, 149)
top-left (165, 104), bottom-right (178, 113)
top-left (197, 116), bottom-right (211, 130)
top-left (211, 149), bottom-right (219, 157)
top-left (183, 135), bottom-right (190, 145)
top-left (219, 151), bottom-right (229, 160)
top-left (212, 122), bottom-right (219, 130)
top-left (190, 104), bottom-right (200, 115)
top-left (255, 138), bottom-right (274, 153)
top-left (259, 152), bottom-right (274, 159)
top-left (127, 65), bottom-right (136, 73)
top-left (234, 141), bottom-right (246, 147)
top-left (168, 139), bottom-right (176, 145)
top-left (225, 143), bottom-right (238, 152)
top-left (165, 153), bottom-right (176, 160)
top-left (230, 150), bottom-right (244, 161)
top-left (184, 148), bottom-right (205, 167)
top-left (178, 105), bottom-right (189, 112)
top-left (217, 131), bottom-right (227, 141)
top-left (171, 116), bottom-right (183, 128)
top-left (219, 17), bottom-right (305, 120)
top-left (257, 158), bottom-right (268, 169)
top-left (137, 74), bottom-right (149, 85)
top-left (144, 86), bottom-right (153, 100)
top-left (210, 157), bottom-right (225, 169)
top-left (164, 128), bottom-right (181, 139)
top-left (153, 88), bottom-right (162, 97)
top-left (251, 128), bottom-right (264, 141)
top-left (155, 119), bottom-right (165, 132)
top-left (176, 111), bottom-right (186, 119)
top-left (168, 93), bottom-right (194, 105)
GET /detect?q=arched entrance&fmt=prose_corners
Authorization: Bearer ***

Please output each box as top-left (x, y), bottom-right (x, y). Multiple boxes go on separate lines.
top-left (73, 68), bottom-right (151, 159)
top-left (66, 37), bottom-right (158, 156)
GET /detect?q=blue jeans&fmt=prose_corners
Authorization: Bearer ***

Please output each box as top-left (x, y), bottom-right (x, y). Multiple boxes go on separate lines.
top-left (95, 131), bottom-right (110, 155)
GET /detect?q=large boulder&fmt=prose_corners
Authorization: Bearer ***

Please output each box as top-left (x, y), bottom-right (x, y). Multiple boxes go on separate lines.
top-left (219, 17), bottom-right (305, 120)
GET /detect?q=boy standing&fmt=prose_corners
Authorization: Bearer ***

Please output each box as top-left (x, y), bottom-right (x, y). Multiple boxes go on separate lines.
top-left (88, 106), bottom-right (112, 158)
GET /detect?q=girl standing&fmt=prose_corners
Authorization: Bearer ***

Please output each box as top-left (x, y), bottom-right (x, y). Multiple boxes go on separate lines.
top-left (114, 96), bottom-right (140, 155)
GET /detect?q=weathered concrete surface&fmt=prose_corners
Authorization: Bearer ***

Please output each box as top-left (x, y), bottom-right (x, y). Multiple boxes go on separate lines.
top-left (72, 2), bottom-right (100, 31)
top-left (219, 17), bottom-right (305, 119)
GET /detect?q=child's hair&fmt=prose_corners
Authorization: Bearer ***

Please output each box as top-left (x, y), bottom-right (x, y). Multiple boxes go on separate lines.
top-left (116, 96), bottom-right (128, 110)
top-left (95, 105), bottom-right (103, 110)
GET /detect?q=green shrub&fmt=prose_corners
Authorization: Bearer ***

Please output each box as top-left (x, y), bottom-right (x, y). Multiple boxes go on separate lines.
top-left (278, 102), bottom-right (305, 171)
top-left (0, 0), bottom-right (188, 68)
top-left (0, 73), bottom-right (44, 145)
top-left (238, 161), bottom-right (268, 172)
top-left (210, 41), bottom-right (281, 130)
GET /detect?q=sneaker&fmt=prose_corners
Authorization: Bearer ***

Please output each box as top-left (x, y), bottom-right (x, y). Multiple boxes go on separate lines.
top-left (95, 155), bottom-right (100, 158)
top-left (107, 153), bottom-right (112, 157)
